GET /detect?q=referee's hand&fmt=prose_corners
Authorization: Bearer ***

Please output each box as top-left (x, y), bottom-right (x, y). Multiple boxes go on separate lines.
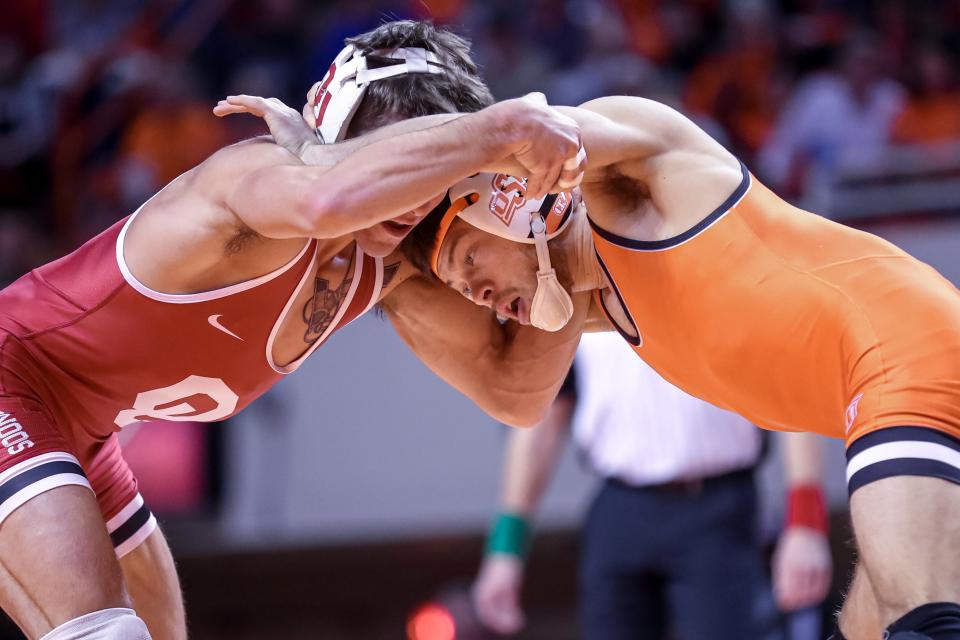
top-left (471, 553), bottom-right (526, 635)
top-left (772, 526), bottom-right (833, 611)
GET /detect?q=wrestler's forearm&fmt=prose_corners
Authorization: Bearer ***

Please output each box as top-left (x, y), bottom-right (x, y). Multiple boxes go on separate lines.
top-left (301, 120), bottom-right (530, 179)
top-left (299, 106), bottom-right (536, 236)
top-left (229, 108), bottom-right (526, 240)
top-left (384, 277), bottom-right (588, 427)
top-left (297, 114), bottom-right (461, 167)
top-left (293, 108), bottom-right (542, 199)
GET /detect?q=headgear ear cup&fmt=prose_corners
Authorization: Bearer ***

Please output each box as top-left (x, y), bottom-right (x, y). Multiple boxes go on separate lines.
top-left (531, 274), bottom-right (575, 331)
top-left (312, 44), bottom-right (446, 143)
top-left (529, 218), bottom-right (574, 331)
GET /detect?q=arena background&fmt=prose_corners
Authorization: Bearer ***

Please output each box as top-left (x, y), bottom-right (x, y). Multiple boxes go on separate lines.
top-left (1, 0), bottom-right (959, 638)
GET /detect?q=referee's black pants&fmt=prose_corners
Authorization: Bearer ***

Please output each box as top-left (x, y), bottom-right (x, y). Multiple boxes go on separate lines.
top-left (578, 469), bottom-right (779, 640)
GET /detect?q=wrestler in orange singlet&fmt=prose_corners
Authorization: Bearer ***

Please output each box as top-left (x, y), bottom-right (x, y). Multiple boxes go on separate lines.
top-left (386, 94), bottom-right (960, 640)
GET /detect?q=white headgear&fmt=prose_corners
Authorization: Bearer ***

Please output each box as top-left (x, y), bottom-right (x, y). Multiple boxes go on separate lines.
top-left (311, 43), bottom-right (445, 142)
top-left (429, 173), bottom-right (576, 332)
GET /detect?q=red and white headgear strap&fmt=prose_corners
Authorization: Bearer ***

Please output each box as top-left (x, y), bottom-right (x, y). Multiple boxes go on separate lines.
top-left (312, 44), bottom-right (445, 143)
top-left (430, 173), bottom-right (577, 332)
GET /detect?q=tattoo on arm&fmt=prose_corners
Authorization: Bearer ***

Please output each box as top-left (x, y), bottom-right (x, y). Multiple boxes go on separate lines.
top-left (302, 252), bottom-right (355, 343)
top-left (382, 261), bottom-right (401, 289)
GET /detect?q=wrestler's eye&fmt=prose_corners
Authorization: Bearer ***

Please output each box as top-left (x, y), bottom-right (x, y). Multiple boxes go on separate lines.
top-left (462, 285), bottom-right (472, 298)
top-left (465, 252), bottom-right (474, 266)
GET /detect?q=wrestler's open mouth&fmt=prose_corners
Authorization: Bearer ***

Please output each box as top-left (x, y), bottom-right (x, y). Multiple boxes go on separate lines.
top-left (496, 297), bottom-right (518, 320)
top-left (495, 296), bottom-right (529, 324)
top-left (516, 297), bottom-right (531, 325)
top-left (380, 220), bottom-right (415, 239)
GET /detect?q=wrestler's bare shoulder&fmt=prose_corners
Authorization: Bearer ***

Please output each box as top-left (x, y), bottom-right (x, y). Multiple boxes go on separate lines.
top-left (559, 96), bottom-right (743, 243)
top-left (123, 138), bottom-right (313, 295)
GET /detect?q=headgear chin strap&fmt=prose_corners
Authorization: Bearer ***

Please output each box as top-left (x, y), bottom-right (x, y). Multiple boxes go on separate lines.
top-left (312, 44), bottom-right (445, 143)
top-left (430, 173), bottom-right (576, 332)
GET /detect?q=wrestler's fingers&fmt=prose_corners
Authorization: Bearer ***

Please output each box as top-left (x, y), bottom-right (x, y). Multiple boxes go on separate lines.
top-left (518, 155), bottom-right (542, 200)
top-left (222, 95), bottom-right (268, 116)
top-left (212, 101), bottom-right (250, 117)
top-left (537, 162), bottom-right (564, 200)
top-left (555, 145), bottom-right (587, 190)
top-left (554, 164), bottom-right (585, 191)
top-left (563, 144), bottom-right (586, 171)
top-left (527, 165), bottom-right (559, 200)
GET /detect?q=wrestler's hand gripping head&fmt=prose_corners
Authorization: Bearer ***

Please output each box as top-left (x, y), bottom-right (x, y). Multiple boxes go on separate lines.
top-left (428, 174), bottom-right (577, 331)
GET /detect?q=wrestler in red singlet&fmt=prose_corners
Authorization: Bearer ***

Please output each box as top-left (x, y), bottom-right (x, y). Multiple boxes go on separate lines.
top-left (0, 210), bottom-right (382, 556)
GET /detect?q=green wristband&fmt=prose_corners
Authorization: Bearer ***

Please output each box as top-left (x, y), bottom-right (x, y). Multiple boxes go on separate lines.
top-left (485, 512), bottom-right (532, 559)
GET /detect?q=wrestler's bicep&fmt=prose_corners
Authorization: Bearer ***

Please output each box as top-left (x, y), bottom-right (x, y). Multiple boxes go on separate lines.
top-left (554, 100), bottom-right (666, 172)
top-left (191, 141), bottom-right (322, 240)
top-left (558, 97), bottom-right (715, 179)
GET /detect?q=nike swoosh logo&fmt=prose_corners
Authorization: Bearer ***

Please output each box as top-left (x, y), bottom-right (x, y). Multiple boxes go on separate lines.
top-left (208, 314), bottom-right (244, 341)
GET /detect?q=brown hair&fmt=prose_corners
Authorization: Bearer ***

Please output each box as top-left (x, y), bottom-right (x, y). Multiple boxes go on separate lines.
top-left (344, 20), bottom-right (494, 137)
top-left (400, 193), bottom-right (453, 275)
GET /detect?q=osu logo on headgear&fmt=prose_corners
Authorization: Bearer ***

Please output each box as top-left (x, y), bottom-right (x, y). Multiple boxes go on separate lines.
top-left (489, 174), bottom-right (528, 226)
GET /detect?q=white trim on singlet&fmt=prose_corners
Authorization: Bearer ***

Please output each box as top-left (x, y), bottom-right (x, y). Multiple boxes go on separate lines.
top-left (846, 440), bottom-right (960, 482)
top-left (363, 256), bottom-right (385, 315)
top-left (114, 512), bottom-right (157, 559)
top-left (0, 451), bottom-right (83, 485)
top-left (265, 244), bottom-right (365, 375)
top-left (116, 205), bottom-right (311, 304)
top-left (0, 452), bottom-right (91, 525)
top-left (105, 491), bottom-right (146, 532)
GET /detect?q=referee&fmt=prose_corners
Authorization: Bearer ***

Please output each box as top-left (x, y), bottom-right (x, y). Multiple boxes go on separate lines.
top-left (472, 332), bottom-right (833, 639)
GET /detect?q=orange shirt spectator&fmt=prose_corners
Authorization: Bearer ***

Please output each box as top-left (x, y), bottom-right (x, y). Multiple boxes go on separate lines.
top-left (893, 94), bottom-right (960, 145)
top-left (122, 101), bottom-right (229, 187)
top-left (892, 45), bottom-right (960, 145)
top-left (685, 46), bottom-right (781, 154)
top-left (684, 6), bottom-right (783, 155)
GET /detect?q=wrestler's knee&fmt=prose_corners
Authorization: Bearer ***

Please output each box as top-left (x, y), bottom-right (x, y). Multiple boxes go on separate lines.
top-left (40, 608), bottom-right (151, 640)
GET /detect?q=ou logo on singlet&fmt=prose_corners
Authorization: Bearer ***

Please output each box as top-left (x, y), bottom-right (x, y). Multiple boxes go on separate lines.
top-left (114, 375), bottom-right (239, 428)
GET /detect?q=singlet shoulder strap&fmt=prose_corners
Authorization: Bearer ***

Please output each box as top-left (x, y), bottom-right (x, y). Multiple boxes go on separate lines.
top-left (116, 211), bottom-right (313, 304)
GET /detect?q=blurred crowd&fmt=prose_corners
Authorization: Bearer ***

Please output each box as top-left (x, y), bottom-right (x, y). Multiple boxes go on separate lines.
top-left (1, 0), bottom-right (959, 284)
